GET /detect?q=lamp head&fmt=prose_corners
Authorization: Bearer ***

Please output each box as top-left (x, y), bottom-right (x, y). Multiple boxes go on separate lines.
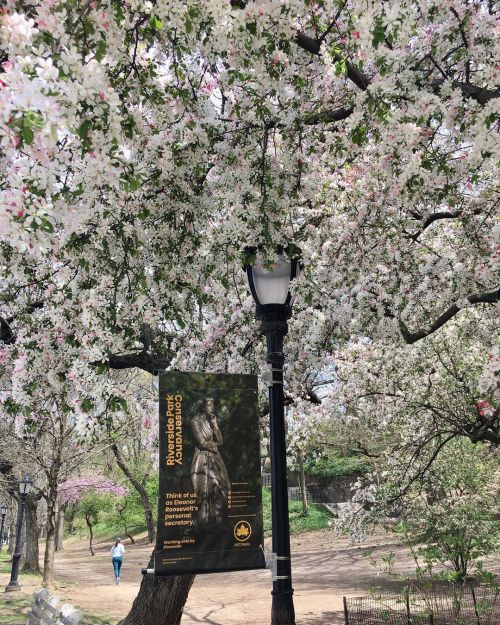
top-left (244, 246), bottom-right (300, 312)
top-left (0, 503), bottom-right (7, 515)
top-left (19, 475), bottom-right (33, 496)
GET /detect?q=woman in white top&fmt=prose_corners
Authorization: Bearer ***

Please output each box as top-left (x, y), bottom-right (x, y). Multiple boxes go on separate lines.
top-left (110, 537), bottom-right (125, 584)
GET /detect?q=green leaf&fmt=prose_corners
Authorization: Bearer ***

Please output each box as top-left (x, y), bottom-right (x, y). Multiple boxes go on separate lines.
top-left (82, 17), bottom-right (95, 35)
top-left (138, 207), bottom-right (150, 221)
top-left (150, 15), bottom-right (163, 31)
top-left (21, 124), bottom-right (34, 145)
top-left (81, 397), bottom-right (95, 412)
top-left (109, 396), bottom-right (128, 412)
top-left (334, 59), bottom-right (347, 77)
top-left (40, 216), bottom-right (54, 233)
top-left (129, 177), bottom-right (140, 191)
top-left (77, 119), bottom-right (92, 140)
top-left (122, 116), bottom-right (135, 139)
top-left (95, 40), bottom-right (107, 62)
top-left (351, 125), bottom-right (367, 146)
top-left (372, 16), bottom-right (386, 49)
top-left (175, 315), bottom-right (186, 329)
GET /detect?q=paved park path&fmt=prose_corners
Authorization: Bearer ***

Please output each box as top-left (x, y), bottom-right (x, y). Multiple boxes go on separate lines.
top-left (46, 530), bottom-right (415, 625)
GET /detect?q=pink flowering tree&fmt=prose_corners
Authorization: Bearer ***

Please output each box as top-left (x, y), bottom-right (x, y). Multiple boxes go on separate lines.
top-left (59, 475), bottom-right (128, 556)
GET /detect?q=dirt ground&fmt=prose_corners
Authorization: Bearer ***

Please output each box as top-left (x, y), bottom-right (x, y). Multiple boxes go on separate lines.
top-left (1, 529), bottom-right (423, 625)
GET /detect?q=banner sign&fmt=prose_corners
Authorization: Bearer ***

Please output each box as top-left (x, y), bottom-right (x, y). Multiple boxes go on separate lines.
top-left (155, 371), bottom-right (266, 575)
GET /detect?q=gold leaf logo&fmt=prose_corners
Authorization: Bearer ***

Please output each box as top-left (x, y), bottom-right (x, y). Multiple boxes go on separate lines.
top-left (234, 520), bottom-right (252, 542)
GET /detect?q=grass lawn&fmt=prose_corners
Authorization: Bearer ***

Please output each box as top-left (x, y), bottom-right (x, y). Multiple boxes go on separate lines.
top-left (0, 593), bottom-right (113, 625)
top-left (0, 594), bottom-right (31, 625)
top-left (0, 551), bottom-right (113, 625)
top-left (0, 548), bottom-right (13, 575)
top-left (262, 487), bottom-right (332, 536)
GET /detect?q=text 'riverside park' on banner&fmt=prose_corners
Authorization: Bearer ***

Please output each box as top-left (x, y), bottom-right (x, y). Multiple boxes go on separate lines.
top-left (155, 371), bottom-right (266, 575)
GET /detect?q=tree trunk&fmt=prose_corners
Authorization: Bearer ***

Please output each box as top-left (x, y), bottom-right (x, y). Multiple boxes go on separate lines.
top-left (118, 565), bottom-right (194, 625)
top-left (42, 486), bottom-right (58, 587)
top-left (116, 500), bottom-right (136, 544)
top-left (67, 502), bottom-right (76, 535)
top-left (299, 452), bottom-right (308, 513)
top-left (85, 513), bottom-right (95, 556)
top-left (19, 503), bottom-right (27, 568)
top-left (8, 515), bottom-right (16, 555)
top-left (112, 443), bottom-right (156, 543)
top-left (23, 494), bottom-right (41, 574)
top-left (55, 503), bottom-right (66, 551)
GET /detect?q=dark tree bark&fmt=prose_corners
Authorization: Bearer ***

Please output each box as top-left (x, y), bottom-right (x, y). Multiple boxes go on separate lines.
top-left (8, 515), bottom-right (15, 554)
top-left (111, 443), bottom-right (156, 543)
top-left (23, 494), bottom-right (41, 574)
top-left (118, 564), bottom-right (194, 625)
top-left (399, 288), bottom-right (500, 344)
top-left (55, 502), bottom-right (66, 551)
top-left (43, 478), bottom-right (59, 587)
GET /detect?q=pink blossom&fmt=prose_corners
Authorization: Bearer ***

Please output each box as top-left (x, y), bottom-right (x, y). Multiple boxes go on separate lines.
top-left (59, 475), bottom-right (129, 504)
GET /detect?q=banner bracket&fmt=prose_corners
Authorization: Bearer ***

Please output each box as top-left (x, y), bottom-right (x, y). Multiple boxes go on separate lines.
top-left (266, 552), bottom-right (290, 579)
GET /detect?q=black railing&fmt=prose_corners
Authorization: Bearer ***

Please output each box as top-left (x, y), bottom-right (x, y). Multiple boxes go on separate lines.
top-left (344, 582), bottom-right (500, 625)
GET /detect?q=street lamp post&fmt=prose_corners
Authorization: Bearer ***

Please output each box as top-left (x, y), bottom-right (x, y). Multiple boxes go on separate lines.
top-left (0, 503), bottom-right (7, 552)
top-left (245, 247), bottom-right (300, 625)
top-left (5, 476), bottom-right (32, 593)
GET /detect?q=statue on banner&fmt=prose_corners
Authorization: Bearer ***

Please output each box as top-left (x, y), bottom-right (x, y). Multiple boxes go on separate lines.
top-left (190, 397), bottom-right (231, 528)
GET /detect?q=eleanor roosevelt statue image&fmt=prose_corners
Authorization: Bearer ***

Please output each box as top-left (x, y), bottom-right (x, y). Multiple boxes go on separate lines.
top-left (190, 397), bottom-right (231, 529)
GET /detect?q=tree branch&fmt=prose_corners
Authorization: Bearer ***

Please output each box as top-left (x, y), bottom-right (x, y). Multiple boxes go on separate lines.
top-left (303, 106), bottom-right (354, 125)
top-left (399, 288), bottom-right (500, 344)
top-left (296, 32), bottom-right (369, 91)
top-left (231, 0), bottom-right (497, 104)
top-left (430, 79), bottom-right (500, 105)
top-left (0, 317), bottom-right (15, 345)
top-left (102, 351), bottom-right (173, 375)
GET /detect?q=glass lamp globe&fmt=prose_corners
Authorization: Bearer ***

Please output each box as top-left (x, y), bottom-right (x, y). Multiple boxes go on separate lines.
top-left (246, 251), bottom-right (300, 307)
top-left (19, 476), bottom-right (32, 496)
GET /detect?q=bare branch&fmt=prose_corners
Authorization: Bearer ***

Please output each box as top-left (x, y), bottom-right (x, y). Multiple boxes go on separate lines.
top-left (430, 79), bottom-right (500, 105)
top-left (303, 106), bottom-right (354, 125)
top-left (101, 351), bottom-right (173, 375)
top-left (399, 288), bottom-right (500, 344)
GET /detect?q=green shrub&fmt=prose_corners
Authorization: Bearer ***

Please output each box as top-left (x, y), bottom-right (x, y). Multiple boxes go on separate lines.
top-left (262, 487), bottom-right (332, 536)
top-left (305, 452), bottom-right (368, 483)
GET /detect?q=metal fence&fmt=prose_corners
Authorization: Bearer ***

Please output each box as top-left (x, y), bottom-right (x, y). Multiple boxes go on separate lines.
top-left (343, 583), bottom-right (500, 625)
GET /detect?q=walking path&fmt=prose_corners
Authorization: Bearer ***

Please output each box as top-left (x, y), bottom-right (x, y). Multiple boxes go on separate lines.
top-left (47, 530), bottom-right (414, 624)
top-left (4, 530), bottom-right (495, 624)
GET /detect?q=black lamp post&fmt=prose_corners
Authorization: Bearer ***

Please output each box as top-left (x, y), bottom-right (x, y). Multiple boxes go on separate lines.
top-left (0, 503), bottom-right (7, 552)
top-left (245, 247), bottom-right (300, 625)
top-left (5, 476), bottom-right (32, 593)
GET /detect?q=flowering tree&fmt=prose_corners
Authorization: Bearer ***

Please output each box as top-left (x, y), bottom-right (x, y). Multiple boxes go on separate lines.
top-left (322, 314), bottom-right (498, 484)
top-left (393, 439), bottom-right (500, 581)
top-left (60, 475), bottom-right (129, 555)
top-left (105, 370), bottom-right (159, 543)
top-left (0, 403), bottom-right (115, 585)
top-left (59, 474), bottom-right (129, 506)
top-left (1, 1), bottom-right (498, 623)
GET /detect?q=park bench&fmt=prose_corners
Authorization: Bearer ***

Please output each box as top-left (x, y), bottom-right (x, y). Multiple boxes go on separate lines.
top-left (26, 589), bottom-right (83, 625)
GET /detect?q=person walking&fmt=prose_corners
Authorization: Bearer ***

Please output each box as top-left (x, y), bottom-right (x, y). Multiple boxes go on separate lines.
top-left (110, 537), bottom-right (125, 585)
